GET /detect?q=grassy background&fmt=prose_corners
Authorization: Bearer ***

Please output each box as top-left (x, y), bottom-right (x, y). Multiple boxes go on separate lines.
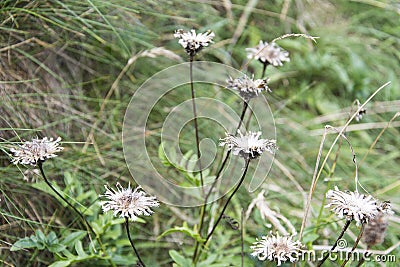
top-left (1, 0), bottom-right (399, 266)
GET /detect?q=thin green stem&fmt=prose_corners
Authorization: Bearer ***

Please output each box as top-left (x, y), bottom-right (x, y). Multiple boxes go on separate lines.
top-left (261, 62), bottom-right (268, 78)
top-left (125, 217), bottom-right (146, 267)
top-left (317, 220), bottom-right (352, 266)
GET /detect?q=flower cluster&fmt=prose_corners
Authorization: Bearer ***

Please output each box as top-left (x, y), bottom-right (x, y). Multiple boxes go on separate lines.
top-left (246, 40), bottom-right (290, 66)
top-left (174, 29), bottom-right (214, 56)
top-left (227, 75), bottom-right (270, 101)
top-left (251, 232), bottom-right (303, 266)
top-left (325, 187), bottom-right (390, 226)
top-left (10, 137), bottom-right (64, 166)
top-left (101, 183), bottom-right (159, 221)
top-left (220, 130), bottom-right (277, 160)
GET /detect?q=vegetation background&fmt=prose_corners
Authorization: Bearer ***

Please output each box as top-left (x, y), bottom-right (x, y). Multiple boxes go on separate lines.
top-left (0, 0), bottom-right (399, 266)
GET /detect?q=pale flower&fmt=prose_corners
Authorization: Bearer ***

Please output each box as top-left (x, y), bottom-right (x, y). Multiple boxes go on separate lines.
top-left (325, 187), bottom-right (380, 226)
top-left (246, 40), bottom-right (290, 66)
top-left (219, 130), bottom-right (277, 160)
top-left (251, 232), bottom-right (303, 266)
top-left (174, 29), bottom-right (214, 56)
top-left (227, 75), bottom-right (270, 101)
top-left (101, 183), bottom-right (159, 221)
top-left (10, 137), bottom-right (64, 166)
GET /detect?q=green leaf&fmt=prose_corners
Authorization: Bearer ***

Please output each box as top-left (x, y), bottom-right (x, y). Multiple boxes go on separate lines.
top-left (169, 250), bottom-right (192, 267)
top-left (61, 231), bottom-right (87, 247)
top-left (158, 142), bottom-right (171, 166)
top-left (157, 222), bottom-right (204, 242)
top-left (48, 260), bottom-right (72, 267)
top-left (10, 237), bottom-right (37, 251)
top-left (74, 241), bottom-right (87, 257)
top-left (48, 243), bottom-right (66, 253)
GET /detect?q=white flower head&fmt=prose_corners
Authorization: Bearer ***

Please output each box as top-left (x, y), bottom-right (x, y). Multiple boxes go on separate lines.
top-left (219, 130), bottom-right (277, 160)
top-left (251, 232), bottom-right (303, 266)
top-left (227, 75), bottom-right (271, 101)
top-left (174, 29), bottom-right (214, 56)
top-left (10, 137), bottom-right (64, 166)
top-left (325, 187), bottom-right (380, 226)
top-left (246, 40), bottom-right (290, 66)
top-left (101, 183), bottom-right (159, 221)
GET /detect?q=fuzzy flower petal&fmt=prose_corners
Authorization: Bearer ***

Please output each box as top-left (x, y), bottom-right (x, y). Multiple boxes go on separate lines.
top-left (246, 41), bottom-right (290, 66)
top-left (251, 232), bottom-right (303, 266)
top-left (10, 137), bottom-right (64, 166)
top-left (174, 29), bottom-right (214, 56)
top-left (325, 187), bottom-right (380, 226)
top-left (219, 130), bottom-right (277, 160)
top-left (101, 183), bottom-right (159, 221)
top-left (227, 75), bottom-right (270, 101)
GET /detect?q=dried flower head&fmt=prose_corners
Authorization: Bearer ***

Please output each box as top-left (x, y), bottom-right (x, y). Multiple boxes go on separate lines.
top-left (362, 213), bottom-right (389, 247)
top-left (174, 29), bottom-right (214, 56)
top-left (251, 232), bottom-right (303, 266)
top-left (246, 41), bottom-right (290, 66)
top-left (227, 75), bottom-right (270, 101)
top-left (101, 183), bottom-right (159, 221)
top-left (10, 137), bottom-right (64, 166)
top-left (219, 130), bottom-right (277, 160)
top-left (326, 187), bottom-right (380, 226)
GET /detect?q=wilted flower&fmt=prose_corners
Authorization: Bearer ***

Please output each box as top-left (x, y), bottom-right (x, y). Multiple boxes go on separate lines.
top-left (10, 137), bottom-right (64, 166)
top-left (101, 183), bottom-right (159, 221)
top-left (227, 75), bottom-right (270, 101)
top-left (174, 29), bottom-right (214, 56)
top-left (251, 232), bottom-right (303, 266)
top-left (246, 40), bottom-right (290, 66)
top-left (326, 187), bottom-right (380, 226)
top-left (219, 130), bottom-right (277, 160)
top-left (362, 213), bottom-right (389, 247)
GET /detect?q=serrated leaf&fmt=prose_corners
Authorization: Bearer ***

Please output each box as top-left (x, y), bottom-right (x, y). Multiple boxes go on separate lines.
top-left (169, 250), bottom-right (191, 267)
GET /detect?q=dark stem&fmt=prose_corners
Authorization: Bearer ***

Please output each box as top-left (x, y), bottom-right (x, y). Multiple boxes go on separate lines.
top-left (38, 162), bottom-right (96, 237)
top-left (240, 208), bottom-right (244, 267)
top-left (192, 102), bottom-right (249, 263)
top-left (125, 217), bottom-right (146, 267)
top-left (355, 245), bottom-right (370, 267)
top-left (340, 224), bottom-right (365, 267)
top-left (204, 159), bottom-right (250, 245)
top-left (189, 56), bottom-right (204, 189)
top-left (261, 62), bottom-right (268, 78)
top-left (317, 220), bottom-right (352, 267)
top-left (38, 162), bottom-right (116, 267)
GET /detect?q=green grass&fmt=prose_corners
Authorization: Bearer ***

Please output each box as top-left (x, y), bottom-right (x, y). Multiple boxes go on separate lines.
top-left (1, 0), bottom-right (399, 266)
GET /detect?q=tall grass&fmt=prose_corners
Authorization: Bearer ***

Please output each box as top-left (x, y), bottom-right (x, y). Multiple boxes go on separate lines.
top-left (1, 0), bottom-right (399, 266)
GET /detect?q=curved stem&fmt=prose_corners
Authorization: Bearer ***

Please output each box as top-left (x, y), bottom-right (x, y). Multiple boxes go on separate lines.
top-left (38, 162), bottom-right (116, 267)
top-left (340, 224), bottom-right (365, 267)
top-left (317, 220), bottom-right (352, 267)
top-left (125, 217), bottom-right (146, 267)
top-left (261, 63), bottom-right (268, 78)
top-left (204, 159), bottom-right (250, 244)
